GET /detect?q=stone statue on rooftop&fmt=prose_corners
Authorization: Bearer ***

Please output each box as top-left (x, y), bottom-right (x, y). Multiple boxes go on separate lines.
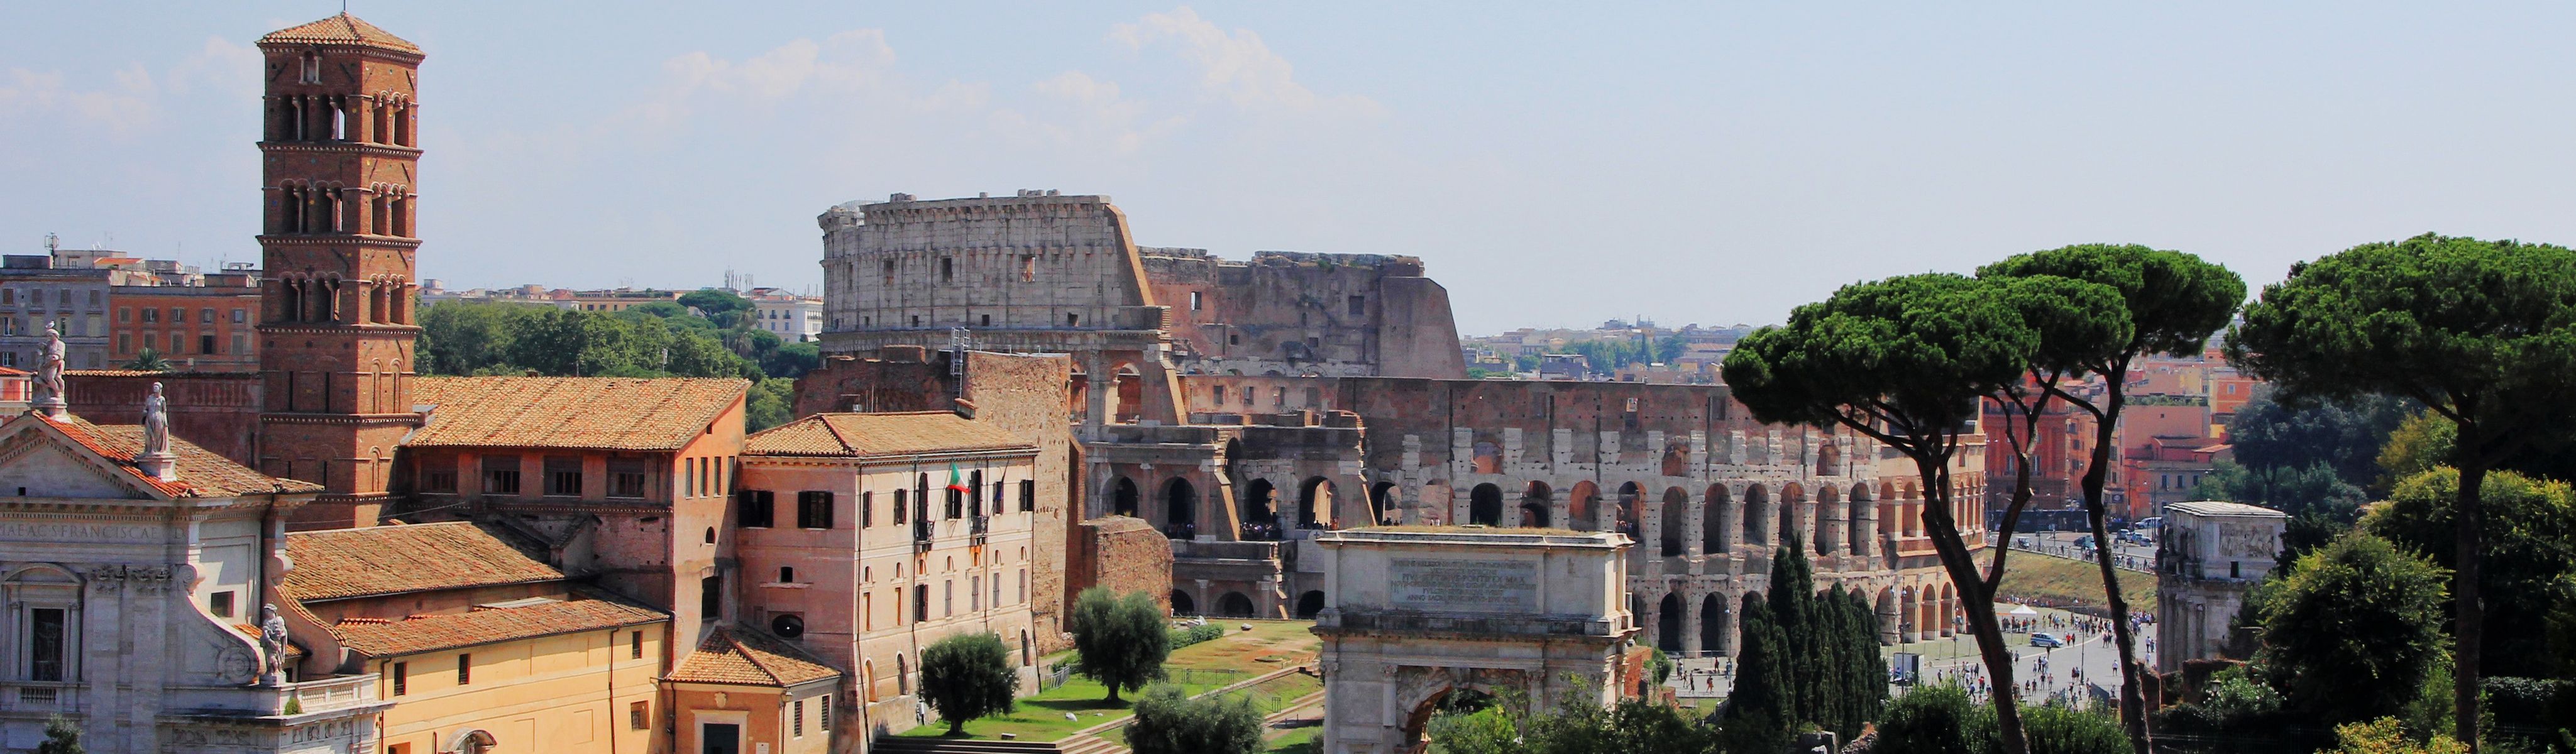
top-left (259, 603), bottom-right (289, 684)
top-left (31, 321), bottom-right (65, 416)
top-left (143, 381), bottom-right (169, 457)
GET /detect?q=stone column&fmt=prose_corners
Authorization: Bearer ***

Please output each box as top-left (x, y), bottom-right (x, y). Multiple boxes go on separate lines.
top-left (1680, 596), bottom-right (1704, 657)
top-left (1720, 488), bottom-right (1742, 554)
top-left (1082, 352), bottom-right (1111, 429)
top-left (1823, 505), bottom-right (1847, 558)
top-left (1686, 502), bottom-right (1705, 557)
top-left (1856, 503), bottom-right (1881, 562)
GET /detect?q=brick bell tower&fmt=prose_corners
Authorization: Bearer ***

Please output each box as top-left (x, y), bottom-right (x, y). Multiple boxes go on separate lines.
top-left (254, 14), bottom-right (424, 530)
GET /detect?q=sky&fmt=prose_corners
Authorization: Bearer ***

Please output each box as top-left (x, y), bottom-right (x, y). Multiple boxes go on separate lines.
top-left (5, 3), bottom-right (2573, 335)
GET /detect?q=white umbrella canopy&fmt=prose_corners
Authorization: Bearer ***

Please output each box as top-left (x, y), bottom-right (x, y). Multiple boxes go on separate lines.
top-left (2010, 604), bottom-right (2040, 616)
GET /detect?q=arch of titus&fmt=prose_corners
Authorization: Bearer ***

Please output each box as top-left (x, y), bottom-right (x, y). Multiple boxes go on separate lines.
top-left (1313, 528), bottom-right (1639, 754)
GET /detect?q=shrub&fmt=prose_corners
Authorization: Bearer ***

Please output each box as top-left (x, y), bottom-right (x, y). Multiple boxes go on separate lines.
top-left (1169, 623), bottom-right (1226, 648)
top-left (1872, 684), bottom-right (1985, 754)
top-left (1127, 685), bottom-right (1262, 754)
top-left (2020, 704), bottom-right (2125, 754)
top-left (2323, 717), bottom-right (2468, 754)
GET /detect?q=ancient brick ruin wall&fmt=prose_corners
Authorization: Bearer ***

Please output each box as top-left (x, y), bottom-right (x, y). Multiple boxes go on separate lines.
top-left (1067, 516), bottom-right (1177, 619)
top-left (959, 351), bottom-right (1079, 652)
top-left (1140, 249), bottom-right (1466, 380)
top-left (817, 192), bottom-right (1160, 345)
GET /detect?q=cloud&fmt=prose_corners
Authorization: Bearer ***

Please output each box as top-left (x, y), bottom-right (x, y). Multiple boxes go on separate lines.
top-left (1108, 6), bottom-right (1382, 119)
top-left (164, 37), bottom-right (262, 99)
top-left (0, 65), bottom-right (157, 135)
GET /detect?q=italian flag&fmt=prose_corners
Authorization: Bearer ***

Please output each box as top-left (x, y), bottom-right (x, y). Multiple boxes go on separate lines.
top-left (946, 463), bottom-right (970, 494)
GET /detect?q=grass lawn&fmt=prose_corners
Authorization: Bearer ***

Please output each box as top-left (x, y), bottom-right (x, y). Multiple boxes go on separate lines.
top-left (1991, 550), bottom-right (2156, 613)
top-left (1265, 727), bottom-right (1318, 754)
top-left (903, 620), bottom-right (1319, 740)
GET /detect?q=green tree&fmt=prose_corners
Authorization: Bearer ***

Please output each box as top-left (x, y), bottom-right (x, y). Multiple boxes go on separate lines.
top-left (2229, 234), bottom-right (2576, 749)
top-left (36, 715), bottom-right (80, 754)
top-left (1722, 273), bottom-right (2044, 753)
top-left (677, 289), bottom-right (752, 317)
top-left (920, 632), bottom-right (1018, 736)
top-left (747, 378), bottom-right (796, 432)
top-left (2365, 468), bottom-right (2576, 677)
top-left (1068, 587), bottom-right (1170, 704)
top-left (764, 341), bottom-right (823, 378)
top-left (1767, 534), bottom-right (1823, 729)
top-left (1984, 243), bottom-right (2247, 753)
top-left (120, 347), bottom-right (170, 371)
top-left (2226, 393), bottom-right (2416, 487)
top-left (2255, 533), bottom-right (2451, 726)
top-left (1126, 684), bottom-right (1262, 754)
top-left (1722, 592), bottom-right (1793, 754)
top-left (2022, 704), bottom-right (2128, 754)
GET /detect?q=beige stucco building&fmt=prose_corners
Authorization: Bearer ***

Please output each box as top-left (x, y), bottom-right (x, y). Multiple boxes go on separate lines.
top-left (2154, 500), bottom-right (2287, 671)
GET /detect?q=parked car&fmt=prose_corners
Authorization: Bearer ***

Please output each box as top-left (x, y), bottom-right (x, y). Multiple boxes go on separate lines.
top-left (2030, 632), bottom-right (2066, 648)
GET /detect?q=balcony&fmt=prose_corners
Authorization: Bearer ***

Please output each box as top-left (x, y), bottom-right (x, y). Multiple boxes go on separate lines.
top-left (0, 682), bottom-right (77, 714)
top-left (280, 674), bottom-right (379, 715)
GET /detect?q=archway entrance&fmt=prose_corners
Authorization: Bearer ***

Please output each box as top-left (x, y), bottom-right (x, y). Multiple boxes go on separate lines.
top-left (1164, 478), bottom-right (1197, 538)
top-left (1468, 483), bottom-right (1502, 526)
top-left (1171, 590), bottom-right (1196, 616)
top-left (1700, 594), bottom-right (1728, 657)
top-left (1111, 476), bottom-right (1139, 517)
top-left (1369, 482), bottom-right (1396, 525)
top-left (1299, 477), bottom-right (1335, 528)
top-left (1296, 590), bottom-right (1326, 619)
top-left (1218, 592), bottom-right (1256, 618)
top-left (1656, 593), bottom-right (1683, 652)
top-left (1241, 479), bottom-right (1279, 540)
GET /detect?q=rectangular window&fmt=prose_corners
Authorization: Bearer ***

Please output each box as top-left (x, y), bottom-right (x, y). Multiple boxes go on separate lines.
top-left (232, 308), bottom-right (246, 323)
top-left (392, 662), bottom-right (408, 696)
top-left (423, 466), bottom-right (457, 493)
top-left (116, 332), bottom-right (129, 354)
top-left (141, 308), bottom-right (157, 324)
top-left (738, 490), bottom-right (774, 528)
top-left (544, 456), bottom-right (582, 496)
top-left (199, 334), bottom-right (216, 354)
top-left (944, 581), bottom-right (954, 616)
top-left (795, 698), bottom-right (806, 736)
top-left (456, 653), bottom-right (471, 685)
top-left (1189, 291), bottom-right (1203, 311)
top-left (168, 307), bottom-right (182, 324)
top-left (798, 491), bottom-right (835, 529)
top-left (200, 307), bottom-right (214, 324)
top-left (971, 576), bottom-right (981, 611)
top-left (893, 489), bottom-right (908, 523)
top-left (1348, 295), bottom-right (1365, 316)
top-left (685, 459), bottom-right (696, 498)
top-left (231, 333), bottom-right (246, 356)
top-left (480, 456), bottom-right (521, 494)
top-left (608, 459), bottom-right (647, 498)
top-left (29, 608), bottom-right (63, 681)
top-left (630, 700), bottom-right (649, 730)
top-left (820, 695), bottom-right (830, 731)
top-left (945, 486), bottom-right (962, 519)
top-left (631, 630), bottom-right (644, 660)
top-left (941, 258), bottom-right (954, 283)
top-left (1021, 255), bottom-right (1037, 281)
top-left (913, 584), bottom-right (928, 623)
top-left (861, 491), bottom-right (874, 528)
top-left (1020, 480), bottom-right (1036, 512)
top-left (701, 576), bottom-right (721, 620)
top-left (211, 590), bottom-right (236, 618)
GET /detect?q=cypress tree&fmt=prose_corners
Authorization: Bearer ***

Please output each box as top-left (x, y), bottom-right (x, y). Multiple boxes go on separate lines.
top-left (1767, 533), bottom-right (1819, 727)
top-left (1724, 592), bottom-right (1793, 754)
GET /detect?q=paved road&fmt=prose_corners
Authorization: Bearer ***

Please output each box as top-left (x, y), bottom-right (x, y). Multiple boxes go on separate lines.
top-left (1666, 603), bottom-right (2158, 709)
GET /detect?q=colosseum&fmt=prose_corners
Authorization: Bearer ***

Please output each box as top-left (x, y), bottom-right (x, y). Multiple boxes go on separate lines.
top-left (810, 190), bottom-right (1986, 655)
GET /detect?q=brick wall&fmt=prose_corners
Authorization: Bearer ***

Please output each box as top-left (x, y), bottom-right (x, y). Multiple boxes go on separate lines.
top-left (1067, 516), bottom-right (1174, 622)
top-left (65, 371), bottom-right (262, 465)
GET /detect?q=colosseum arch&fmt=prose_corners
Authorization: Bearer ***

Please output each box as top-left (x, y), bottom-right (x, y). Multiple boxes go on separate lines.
top-left (1742, 484), bottom-right (1771, 547)
top-left (1778, 483), bottom-right (1807, 549)
top-left (1110, 476), bottom-right (1139, 517)
top-left (1699, 593), bottom-right (1731, 657)
top-left (1299, 477), bottom-right (1335, 527)
top-left (1163, 478), bottom-right (1197, 535)
top-left (1655, 592), bottom-right (1683, 652)
top-left (1614, 483), bottom-right (1644, 537)
top-left (1369, 481), bottom-right (1397, 525)
top-left (1520, 481), bottom-right (1552, 528)
top-left (1567, 481), bottom-right (1600, 532)
top-left (1847, 484), bottom-right (1876, 555)
top-left (1468, 483), bottom-right (1504, 527)
top-left (1659, 488), bottom-right (1688, 557)
top-left (1241, 479), bottom-right (1279, 532)
top-left (1660, 444), bottom-right (1689, 477)
top-left (1814, 486), bottom-right (1841, 554)
top-left (1702, 484), bottom-right (1731, 554)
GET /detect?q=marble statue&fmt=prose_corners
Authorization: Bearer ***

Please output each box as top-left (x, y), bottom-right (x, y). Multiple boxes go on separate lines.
top-left (143, 382), bottom-right (170, 457)
top-left (259, 603), bottom-right (289, 682)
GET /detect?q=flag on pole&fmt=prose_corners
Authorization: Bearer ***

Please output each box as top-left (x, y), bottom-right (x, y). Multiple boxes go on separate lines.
top-left (946, 462), bottom-right (969, 494)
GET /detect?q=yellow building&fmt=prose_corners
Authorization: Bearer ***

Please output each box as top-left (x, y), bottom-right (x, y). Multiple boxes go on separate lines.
top-left (280, 522), bottom-right (672, 754)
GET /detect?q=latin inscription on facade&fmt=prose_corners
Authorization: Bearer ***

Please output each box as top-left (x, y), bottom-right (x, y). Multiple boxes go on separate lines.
top-left (1390, 558), bottom-right (1536, 613)
top-left (2216, 523), bottom-right (2276, 559)
top-left (0, 521), bottom-right (162, 544)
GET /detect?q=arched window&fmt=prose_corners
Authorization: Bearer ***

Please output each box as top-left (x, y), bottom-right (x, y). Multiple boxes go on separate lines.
top-left (1467, 483), bottom-right (1502, 526)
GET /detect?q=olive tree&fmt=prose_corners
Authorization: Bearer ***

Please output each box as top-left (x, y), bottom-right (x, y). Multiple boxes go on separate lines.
top-left (1724, 272), bottom-right (2079, 754)
top-left (1984, 244), bottom-right (2245, 753)
top-left (920, 632), bottom-right (1018, 735)
top-left (2229, 234), bottom-right (2576, 750)
top-left (1068, 587), bottom-right (1170, 703)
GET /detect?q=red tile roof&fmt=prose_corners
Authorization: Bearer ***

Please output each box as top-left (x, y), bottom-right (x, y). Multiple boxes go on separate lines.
top-left (29, 413), bottom-right (320, 498)
top-left (258, 14), bottom-right (422, 54)
top-left (744, 412), bottom-right (1032, 458)
top-left (280, 522), bottom-right (563, 602)
top-left (408, 376), bottom-right (747, 451)
top-left (331, 593), bottom-right (666, 657)
top-left (666, 626), bottom-right (840, 687)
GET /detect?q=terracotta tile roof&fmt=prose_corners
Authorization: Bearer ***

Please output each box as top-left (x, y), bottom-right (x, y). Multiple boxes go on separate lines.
top-left (331, 593), bottom-right (665, 657)
top-left (408, 377), bottom-right (747, 451)
top-left (666, 626), bottom-right (841, 687)
top-left (744, 412), bottom-right (1032, 458)
top-left (280, 522), bottom-right (563, 602)
top-left (33, 414), bottom-right (321, 498)
top-left (258, 14), bottom-right (422, 54)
